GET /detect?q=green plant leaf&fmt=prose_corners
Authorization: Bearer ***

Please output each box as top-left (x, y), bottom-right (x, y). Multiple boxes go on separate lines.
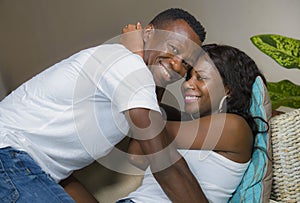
top-left (267, 80), bottom-right (300, 109)
top-left (250, 34), bottom-right (300, 69)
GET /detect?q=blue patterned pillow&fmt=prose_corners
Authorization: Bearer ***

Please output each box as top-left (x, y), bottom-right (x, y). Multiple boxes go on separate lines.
top-left (229, 76), bottom-right (272, 203)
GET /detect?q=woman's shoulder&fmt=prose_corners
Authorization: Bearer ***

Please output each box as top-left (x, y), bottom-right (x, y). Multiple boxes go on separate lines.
top-left (214, 113), bottom-right (253, 163)
top-left (203, 113), bottom-right (250, 130)
top-left (200, 113), bottom-right (253, 154)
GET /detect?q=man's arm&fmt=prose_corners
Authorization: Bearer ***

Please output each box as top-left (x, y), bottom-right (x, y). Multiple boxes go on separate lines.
top-left (125, 108), bottom-right (208, 202)
top-left (60, 175), bottom-right (99, 203)
top-left (127, 138), bottom-right (149, 170)
top-left (127, 102), bottom-right (185, 170)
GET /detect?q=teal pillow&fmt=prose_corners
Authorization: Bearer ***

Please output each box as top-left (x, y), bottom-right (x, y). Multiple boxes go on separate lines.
top-left (229, 76), bottom-right (272, 203)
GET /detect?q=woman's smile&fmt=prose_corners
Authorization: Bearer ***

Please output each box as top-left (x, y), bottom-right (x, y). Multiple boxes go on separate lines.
top-left (184, 94), bottom-right (200, 103)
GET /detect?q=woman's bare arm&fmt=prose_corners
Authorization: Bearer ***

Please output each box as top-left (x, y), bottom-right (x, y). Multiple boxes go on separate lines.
top-left (120, 22), bottom-right (144, 58)
top-left (166, 113), bottom-right (253, 163)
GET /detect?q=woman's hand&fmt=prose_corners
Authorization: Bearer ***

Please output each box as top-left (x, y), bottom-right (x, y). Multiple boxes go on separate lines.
top-left (120, 22), bottom-right (144, 58)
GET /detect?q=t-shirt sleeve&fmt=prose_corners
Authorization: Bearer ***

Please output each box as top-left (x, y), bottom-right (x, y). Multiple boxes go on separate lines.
top-left (98, 51), bottom-right (161, 114)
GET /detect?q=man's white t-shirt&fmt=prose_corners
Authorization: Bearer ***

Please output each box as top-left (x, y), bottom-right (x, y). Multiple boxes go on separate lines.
top-left (0, 44), bottom-right (160, 182)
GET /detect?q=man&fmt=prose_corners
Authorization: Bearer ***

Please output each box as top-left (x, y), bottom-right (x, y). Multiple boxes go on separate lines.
top-left (0, 8), bottom-right (206, 202)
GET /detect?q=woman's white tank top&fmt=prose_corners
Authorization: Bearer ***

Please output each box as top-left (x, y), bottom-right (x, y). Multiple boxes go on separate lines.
top-left (126, 150), bottom-right (250, 203)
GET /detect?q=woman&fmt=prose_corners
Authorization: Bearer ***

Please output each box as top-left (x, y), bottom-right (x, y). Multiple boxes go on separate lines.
top-left (118, 44), bottom-right (268, 203)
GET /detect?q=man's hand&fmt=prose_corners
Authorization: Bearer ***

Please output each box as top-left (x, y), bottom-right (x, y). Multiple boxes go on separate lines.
top-left (120, 22), bottom-right (144, 58)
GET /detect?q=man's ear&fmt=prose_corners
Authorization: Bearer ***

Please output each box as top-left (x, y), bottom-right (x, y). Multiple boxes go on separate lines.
top-left (143, 24), bottom-right (155, 42)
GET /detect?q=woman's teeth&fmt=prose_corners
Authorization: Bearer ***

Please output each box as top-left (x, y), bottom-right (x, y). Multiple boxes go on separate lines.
top-left (184, 95), bottom-right (199, 103)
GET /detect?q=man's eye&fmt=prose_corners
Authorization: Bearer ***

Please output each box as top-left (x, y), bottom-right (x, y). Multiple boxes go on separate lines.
top-left (170, 45), bottom-right (179, 55)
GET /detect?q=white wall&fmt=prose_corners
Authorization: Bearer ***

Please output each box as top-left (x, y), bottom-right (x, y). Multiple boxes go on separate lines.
top-left (190, 0), bottom-right (300, 84)
top-left (1, 0), bottom-right (299, 97)
top-left (0, 73), bottom-right (7, 101)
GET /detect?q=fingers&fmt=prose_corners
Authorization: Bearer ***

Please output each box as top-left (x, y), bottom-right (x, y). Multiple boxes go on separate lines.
top-left (120, 21), bottom-right (144, 58)
top-left (122, 22), bottom-right (143, 34)
top-left (136, 22), bottom-right (142, 30)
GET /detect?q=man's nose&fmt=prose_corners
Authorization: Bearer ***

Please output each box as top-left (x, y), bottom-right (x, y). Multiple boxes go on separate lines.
top-left (169, 56), bottom-right (187, 76)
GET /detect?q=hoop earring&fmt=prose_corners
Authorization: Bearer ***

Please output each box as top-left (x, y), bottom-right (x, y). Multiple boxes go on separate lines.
top-left (218, 95), bottom-right (228, 113)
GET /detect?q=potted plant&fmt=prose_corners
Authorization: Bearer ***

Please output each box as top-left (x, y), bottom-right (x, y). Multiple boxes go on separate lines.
top-left (250, 34), bottom-right (300, 110)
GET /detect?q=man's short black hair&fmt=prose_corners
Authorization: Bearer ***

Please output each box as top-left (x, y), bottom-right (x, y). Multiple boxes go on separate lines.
top-left (150, 8), bottom-right (206, 42)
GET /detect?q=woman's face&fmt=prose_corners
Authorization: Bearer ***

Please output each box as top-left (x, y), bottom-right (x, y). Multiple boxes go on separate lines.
top-left (181, 56), bottom-right (227, 117)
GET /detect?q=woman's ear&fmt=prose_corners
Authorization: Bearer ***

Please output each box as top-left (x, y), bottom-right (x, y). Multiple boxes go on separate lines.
top-left (143, 24), bottom-right (155, 42)
top-left (225, 86), bottom-right (231, 96)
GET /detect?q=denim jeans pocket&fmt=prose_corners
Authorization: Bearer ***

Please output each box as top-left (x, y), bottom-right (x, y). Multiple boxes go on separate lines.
top-left (0, 158), bottom-right (19, 203)
top-left (0, 147), bottom-right (75, 203)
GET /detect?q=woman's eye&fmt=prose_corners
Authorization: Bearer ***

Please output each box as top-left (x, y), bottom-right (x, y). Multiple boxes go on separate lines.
top-left (196, 75), bottom-right (206, 81)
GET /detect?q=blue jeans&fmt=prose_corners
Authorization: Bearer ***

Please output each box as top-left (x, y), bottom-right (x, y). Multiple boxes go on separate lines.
top-left (0, 147), bottom-right (75, 203)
